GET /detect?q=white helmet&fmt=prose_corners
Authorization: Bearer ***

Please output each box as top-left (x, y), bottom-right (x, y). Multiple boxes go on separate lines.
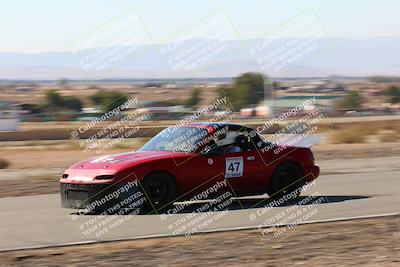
top-left (216, 131), bottom-right (238, 147)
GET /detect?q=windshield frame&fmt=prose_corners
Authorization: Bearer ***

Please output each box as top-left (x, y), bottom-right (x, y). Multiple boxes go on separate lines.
top-left (138, 126), bottom-right (210, 153)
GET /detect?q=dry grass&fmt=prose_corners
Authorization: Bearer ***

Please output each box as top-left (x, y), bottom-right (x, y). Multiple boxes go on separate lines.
top-left (330, 125), bottom-right (369, 144)
top-left (111, 138), bottom-right (150, 150)
top-left (360, 123), bottom-right (380, 135)
top-left (0, 175), bottom-right (59, 198)
top-left (383, 123), bottom-right (400, 134)
top-left (329, 123), bottom-right (400, 144)
top-left (380, 133), bottom-right (400, 142)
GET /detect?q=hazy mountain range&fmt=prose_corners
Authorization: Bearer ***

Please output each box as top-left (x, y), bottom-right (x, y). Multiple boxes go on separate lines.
top-left (0, 37), bottom-right (399, 80)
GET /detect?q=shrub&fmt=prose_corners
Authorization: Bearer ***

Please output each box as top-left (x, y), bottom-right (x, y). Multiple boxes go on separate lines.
top-left (90, 91), bottom-right (129, 112)
top-left (0, 159), bottom-right (10, 169)
top-left (184, 88), bottom-right (202, 108)
top-left (43, 90), bottom-right (83, 112)
top-left (385, 85), bottom-right (400, 104)
top-left (337, 91), bottom-right (364, 109)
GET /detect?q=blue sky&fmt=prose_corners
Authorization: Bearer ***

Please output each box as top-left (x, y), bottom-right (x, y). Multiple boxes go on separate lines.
top-left (1, 0), bottom-right (399, 53)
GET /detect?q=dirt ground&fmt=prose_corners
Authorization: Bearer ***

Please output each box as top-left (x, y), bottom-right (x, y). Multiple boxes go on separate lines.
top-left (0, 215), bottom-right (398, 266)
top-left (0, 142), bottom-right (399, 198)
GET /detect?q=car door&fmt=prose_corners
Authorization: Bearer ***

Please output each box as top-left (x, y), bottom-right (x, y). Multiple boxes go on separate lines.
top-left (222, 148), bottom-right (265, 194)
top-left (194, 129), bottom-right (266, 196)
top-left (193, 150), bottom-right (228, 197)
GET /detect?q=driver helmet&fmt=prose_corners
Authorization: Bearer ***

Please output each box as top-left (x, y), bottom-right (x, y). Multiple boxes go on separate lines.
top-left (216, 131), bottom-right (238, 147)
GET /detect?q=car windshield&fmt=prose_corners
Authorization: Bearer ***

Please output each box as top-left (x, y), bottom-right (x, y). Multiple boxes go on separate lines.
top-left (139, 127), bottom-right (208, 153)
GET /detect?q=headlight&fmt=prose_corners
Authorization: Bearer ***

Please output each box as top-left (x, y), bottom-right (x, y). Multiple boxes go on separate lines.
top-left (94, 175), bottom-right (114, 180)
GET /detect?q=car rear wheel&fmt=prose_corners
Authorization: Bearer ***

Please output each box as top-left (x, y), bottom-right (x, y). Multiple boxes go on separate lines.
top-left (142, 172), bottom-right (177, 213)
top-left (267, 163), bottom-right (304, 200)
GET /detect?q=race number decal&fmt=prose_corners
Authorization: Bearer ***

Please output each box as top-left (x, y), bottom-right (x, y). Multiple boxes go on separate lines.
top-left (225, 157), bottom-right (243, 178)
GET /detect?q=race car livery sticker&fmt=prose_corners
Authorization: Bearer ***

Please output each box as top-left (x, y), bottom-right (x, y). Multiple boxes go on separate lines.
top-left (90, 153), bottom-right (136, 164)
top-left (225, 157), bottom-right (243, 178)
top-left (90, 155), bottom-right (110, 163)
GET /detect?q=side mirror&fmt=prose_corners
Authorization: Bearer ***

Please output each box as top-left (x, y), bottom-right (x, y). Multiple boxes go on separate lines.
top-left (201, 146), bottom-right (223, 156)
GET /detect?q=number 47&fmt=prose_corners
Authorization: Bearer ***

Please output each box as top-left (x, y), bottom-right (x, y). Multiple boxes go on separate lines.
top-left (228, 162), bottom-right (240, 172)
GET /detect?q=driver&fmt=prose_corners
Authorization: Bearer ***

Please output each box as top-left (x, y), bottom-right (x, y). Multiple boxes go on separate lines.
top-left (216, 131), bottom-right (242, 153)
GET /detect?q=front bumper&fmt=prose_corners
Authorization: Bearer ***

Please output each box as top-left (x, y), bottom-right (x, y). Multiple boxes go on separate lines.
top-left (304, 165), bottom-right (320, 182)
top-left (60, 182), bottom-right (142, 211)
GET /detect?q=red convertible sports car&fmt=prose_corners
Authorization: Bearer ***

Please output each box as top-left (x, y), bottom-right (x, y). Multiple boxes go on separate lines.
top-left (60, 122), bottom-right (319, 212)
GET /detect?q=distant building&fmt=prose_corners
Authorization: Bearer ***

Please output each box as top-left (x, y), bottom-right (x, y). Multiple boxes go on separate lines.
top-left (290, 80), bottom-right (346, 93)
top-left (136, 101), bottom-right (186, 119)
top-left (241, 95), bottom-right (342, 118)
top-left (268, 95), bottom-right (341, 115)
top-left (0, 101), bottom-right (21, 131)
top-left (240, 107), bottom-right (256, 118)
top-left (14, 86), bottom-right (35, 93)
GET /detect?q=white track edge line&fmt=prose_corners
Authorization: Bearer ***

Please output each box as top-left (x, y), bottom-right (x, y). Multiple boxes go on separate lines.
top-left (1, 212), bottom-right (399, 253)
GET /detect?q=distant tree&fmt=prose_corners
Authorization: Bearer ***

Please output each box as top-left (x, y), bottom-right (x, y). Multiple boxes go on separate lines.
top-left (162, 99), bottom-right (184, 106)
top-left (87, 84), bottom-right (100, 90)
top-left (58, 78), bottom-right (69, 88)
top-left (90, 91), bottom-right (103, 106)
top-left (221, 72), bottom-right (267, 110)
top-left (43, 90), bottom-right (82, 112)
top-left (185, 88), bottom-right (202, 108)
top-left (19, 103), bottom-right (43, 114)
top-left (338, 91), bottom-right (364, 109)
top-left (216, 85), bottom-right (232, 108)
top-left (62, 96), bottom-right (82, 111)
top-left (368, 76), bottom-right (400, 83)
top-left (90, 91), bottom-right (129, 112)
top-left (385, 85), bottom-right (400, 104)
top-left (45, 90), bottom-right (63, 109)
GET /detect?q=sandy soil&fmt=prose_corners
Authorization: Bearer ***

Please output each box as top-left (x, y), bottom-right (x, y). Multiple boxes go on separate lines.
top-left (0, 215), bottom-right (398, 266)
top-left (312, 142), bottom-right (400, 161)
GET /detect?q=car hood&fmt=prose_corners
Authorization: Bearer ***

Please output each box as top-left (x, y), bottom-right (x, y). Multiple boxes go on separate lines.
top-left (68, 150), bottom-right (189, 171)
top-left (62, 150), bottom-right (191, 184)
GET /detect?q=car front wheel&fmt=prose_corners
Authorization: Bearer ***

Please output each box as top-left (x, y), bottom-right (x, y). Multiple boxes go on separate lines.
top-left (267, 162), bottom-right (304, 200)
top-left (142, 172), bottom-right (177, 213)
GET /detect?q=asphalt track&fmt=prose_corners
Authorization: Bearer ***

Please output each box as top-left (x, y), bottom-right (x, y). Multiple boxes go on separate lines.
top-left (0, 156), bottom-right (399, 251)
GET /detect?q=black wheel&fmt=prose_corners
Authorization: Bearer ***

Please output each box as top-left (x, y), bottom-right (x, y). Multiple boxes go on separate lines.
top-left (142, 172), bottom-right (177, 212)
top-left (267, 162), bottom-right (304, 200)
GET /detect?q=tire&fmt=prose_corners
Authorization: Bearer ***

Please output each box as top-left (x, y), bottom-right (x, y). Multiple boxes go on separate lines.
top-left (267, 162), bottom-right (304, 200)
top-left (141, 172), bottom-right (177, 213)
